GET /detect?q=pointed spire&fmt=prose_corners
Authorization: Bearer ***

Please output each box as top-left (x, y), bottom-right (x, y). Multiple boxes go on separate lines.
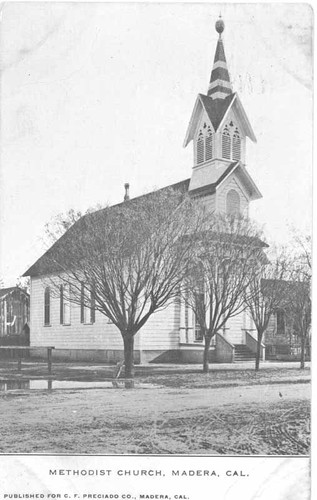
top-left (207, 16), bottom-right (232, 100)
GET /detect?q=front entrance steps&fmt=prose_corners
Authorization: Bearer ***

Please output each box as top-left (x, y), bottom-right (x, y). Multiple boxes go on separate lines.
top-left (234, 344), bottom-right (256, 362)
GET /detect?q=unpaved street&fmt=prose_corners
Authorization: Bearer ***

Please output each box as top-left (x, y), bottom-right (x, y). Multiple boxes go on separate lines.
top-left (0, 380), bottom-right (310, 454)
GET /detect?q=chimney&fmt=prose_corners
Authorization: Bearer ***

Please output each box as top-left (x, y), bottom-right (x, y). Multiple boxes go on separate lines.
top-left (124, 183), bottom-right (130, 201)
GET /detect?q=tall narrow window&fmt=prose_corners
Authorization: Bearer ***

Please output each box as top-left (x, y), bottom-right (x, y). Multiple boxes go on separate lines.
top-left (64, 285), bottom-right (71, 325)
top-left (60, 284), bottom-right (71, 325)
top-left (80, 283), bottom-right (84, 323)
top-left (226, 189), bottom-right (240, 215)
top-left (232, 128), bottom-right (241, 160)
top-left (276, 309), bottom-right (286, 335)
top-left (205, 127), bottom-right (213, 160)
top-left (194, 292), bottom-right (205, 342)
top-left (81, 283), bottom-right (95, 325)
top-left (90, 285), bottom-right (96, 324)
top-left (44, 287), bottom-right (50, 326)
top-left (222, 126), bottom-right (231, 159)
top-left (196, 131), bottom-right (204, 164)
top-left (60, 285), bottom-right (64, 324)
top-left (184, 288), bottom-right (189, 343)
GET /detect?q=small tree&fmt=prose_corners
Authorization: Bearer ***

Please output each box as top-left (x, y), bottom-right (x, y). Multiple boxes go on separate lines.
top-left (243, 250), bottom-right (289, 371)
top-left (287, 259), bottom-right (311, 369)
top-left (43, 188), bottom-right (206, 378)
top-left (183, 214), bottom-right (266, 373)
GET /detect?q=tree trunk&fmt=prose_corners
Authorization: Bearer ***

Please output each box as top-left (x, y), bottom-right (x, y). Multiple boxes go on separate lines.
top-left (300, 333), bottom-right (306, 370)
top-left (203, 336), bottom-right (211, 374)
top-left (123, 335), bottom-right (135, 378)
top-left (255, 331), bottom-right (263, 371)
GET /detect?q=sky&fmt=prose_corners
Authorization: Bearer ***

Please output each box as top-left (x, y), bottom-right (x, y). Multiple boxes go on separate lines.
top-left (0, 2), bottom-right (313, 286)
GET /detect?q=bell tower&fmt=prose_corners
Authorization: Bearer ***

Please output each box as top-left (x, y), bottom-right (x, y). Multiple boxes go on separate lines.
top-left (183, 17), bottom-right (262, 215)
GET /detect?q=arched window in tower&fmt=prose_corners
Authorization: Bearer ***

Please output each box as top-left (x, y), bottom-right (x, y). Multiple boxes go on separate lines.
top-left (196, 130), bottom-right (204, 164)
top-left (205, 127), bottom-right (213, 161)
top-left (226, 189), bottom-right (240, 216)
top-left (222, 126), bottom-right (231, 159)
top-left (232, 128), bottom-right (241, 161)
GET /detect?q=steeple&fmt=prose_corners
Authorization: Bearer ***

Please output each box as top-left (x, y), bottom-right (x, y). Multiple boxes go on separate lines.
top-left (207, 16), bottom-right (232, 100)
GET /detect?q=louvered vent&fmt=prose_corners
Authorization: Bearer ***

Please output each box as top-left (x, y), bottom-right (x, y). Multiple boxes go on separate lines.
top-left (222, 127), bottom-right (231, 159)
top-left (196, 131), bottom-right (204, 164)
top-left (232, 129), bottom-right (241, 160)
top-left (205, 128), bottom-right (213, 160)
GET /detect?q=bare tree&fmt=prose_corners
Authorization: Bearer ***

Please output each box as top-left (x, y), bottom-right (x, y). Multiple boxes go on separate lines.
top-left (16, 276), bottom-right (30, 293)
top-left (243, 250), bottom-right (289, 371)
top-left (43, 207), bottom-right (102, 247)
top-left (286, 246), bottom-right (311, 369)
top-left (43, 188), bottom-right (206, 378)
top-left (183, 214), bottom-right (267, 373)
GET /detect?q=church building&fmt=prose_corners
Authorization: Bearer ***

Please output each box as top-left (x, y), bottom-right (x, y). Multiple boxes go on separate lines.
top-left (24, 18), bottom-right (266, 363)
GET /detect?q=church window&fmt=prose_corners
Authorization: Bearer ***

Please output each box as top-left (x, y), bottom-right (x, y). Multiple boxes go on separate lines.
top-left (276, 309), bottom-right (286, 335)
top-left (60, 284), bottom-right (71, 325)
top-left (205, 127), bottom-right (213, 160)
top-left (194, 292), bottom-right (205, 342)
top-left (226, 189), bottom-right (240, 215)
top-left (81, 283), bottom-right (95, 325)
top-left (222, 126), bottom-right (231, 159)
top-left (196, 130), bottom-right (204, 164)
top-left (44, 287), bottom-right (50, 326)
top-left (232, 128), bottom-right (241, 160)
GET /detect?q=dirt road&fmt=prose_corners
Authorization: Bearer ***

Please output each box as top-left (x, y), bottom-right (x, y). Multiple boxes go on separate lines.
top-left (0, 381), bottom-right (310, 454)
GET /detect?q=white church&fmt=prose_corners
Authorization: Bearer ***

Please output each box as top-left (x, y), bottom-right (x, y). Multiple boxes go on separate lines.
top-left (24, 18), bottom-right (266, 364)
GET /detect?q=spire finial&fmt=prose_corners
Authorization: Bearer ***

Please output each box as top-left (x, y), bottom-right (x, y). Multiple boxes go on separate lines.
top-left (207, 16), bottom-right (232, 99)
top-left (215, 15), bottom-right (225, 37)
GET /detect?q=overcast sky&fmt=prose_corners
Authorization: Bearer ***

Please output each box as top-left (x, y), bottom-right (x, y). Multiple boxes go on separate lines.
top-left (0, 2), bottom-right (313, 286)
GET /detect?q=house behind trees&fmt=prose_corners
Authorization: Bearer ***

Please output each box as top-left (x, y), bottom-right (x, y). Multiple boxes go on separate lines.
top-left (0, 287), bottom-right (30, 344)
top-left (263, 280), bottom-right (311, 361)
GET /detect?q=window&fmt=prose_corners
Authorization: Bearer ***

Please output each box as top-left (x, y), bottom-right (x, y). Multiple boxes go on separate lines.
top-left (81, 283), bottom-right (95, 325)
top-left (226, 189), bottom-right (240, 216)
top-left (276, 309), bottom-right (286, 335)
top-left (44, 287), bottom-right (50, 326)
top-left (196, 125), bottom-right (214, 165)
top-left (196, 131), bottom-right (204, 164)
top-left (232, 128), bottom-right (241, 160)
top-left (205, 127), bottom-right (213, 160)
top-left (222, 126), bottom-right (231, 159)
top-left (60, 284), bottom-right (71, 325)
top-left (194, 292), bottom-right (205, 342)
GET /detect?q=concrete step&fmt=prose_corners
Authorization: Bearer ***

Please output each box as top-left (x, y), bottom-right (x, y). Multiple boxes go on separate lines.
top-left (234, 344), bottom-right (257, 362)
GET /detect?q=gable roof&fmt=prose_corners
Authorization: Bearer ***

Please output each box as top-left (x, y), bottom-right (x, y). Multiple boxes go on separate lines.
top-left (189, 161), bottom-right (238, 196)
top-left (23, 179), bottom-right (191, 278)
top-left (216, 162), bottom-right (262, 201)
top-left (189, 160), bottom-right (262, 201)
top-left (183, 92), bottom-right (256, 147)
top-left (0, 287), bottom-right (30, 299)
top-left (24, 166), bottom-right (263, 279)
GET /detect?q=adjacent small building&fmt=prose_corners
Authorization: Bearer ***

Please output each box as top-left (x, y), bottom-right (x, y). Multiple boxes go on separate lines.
top-left (0, 287), bottom-right (30, 343)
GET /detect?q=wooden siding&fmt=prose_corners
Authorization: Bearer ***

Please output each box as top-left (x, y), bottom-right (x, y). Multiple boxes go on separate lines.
top-left (30, 277), bottom-right (180, 351)
top-left (224, 313), bottom-right (244, 344)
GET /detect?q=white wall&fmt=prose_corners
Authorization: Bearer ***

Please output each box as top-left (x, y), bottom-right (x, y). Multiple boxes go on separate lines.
top-left (30, 277), bottom-right (180, 351)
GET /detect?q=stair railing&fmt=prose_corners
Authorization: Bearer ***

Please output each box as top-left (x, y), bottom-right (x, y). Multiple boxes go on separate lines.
top-left (215, 332), bottom-right (235, 363)
top-left (244, 330), bottom-right (265, 360)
